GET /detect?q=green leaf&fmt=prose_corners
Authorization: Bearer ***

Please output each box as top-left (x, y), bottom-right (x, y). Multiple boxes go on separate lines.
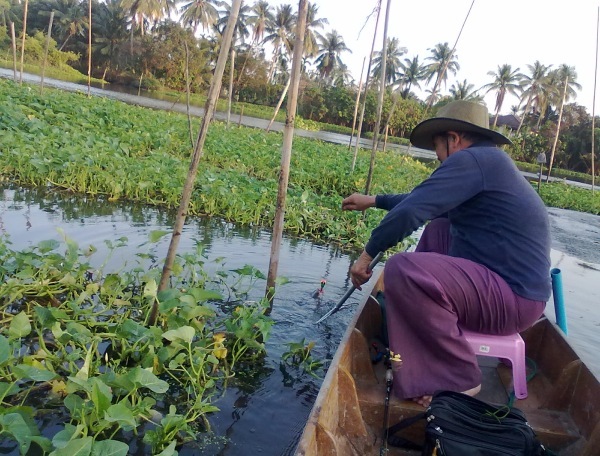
top-left (154, 441), bottom-right (178, 456)
top-left (37, 239), bottom-right (60, 253)
top-left (149, 230), bottom-right (170, 243)
top-left (0, 335), bottom-right (10, 365)
top-left (188, 288), bottom-right (223, 302)
top-left (162, 326), bottom-right (195, 344)
top-left (9, 312), bottom-right (31, 339)
top-left (0, 413), bottom-right (33, 452)
top-left (143, 279), bottom-right (158, 299)
top-left (50, 436), bottom-right (93, 456)
top-left (91, 440), bottom-right (130, 456)
top-left (12, 364), bottom-right (58, 382)
top-left (127, 367), bottom-right (169, 394)
top-left (104, 403), bottom-right (137, 430)
top-left (91, 378), bottom-right (112, 417)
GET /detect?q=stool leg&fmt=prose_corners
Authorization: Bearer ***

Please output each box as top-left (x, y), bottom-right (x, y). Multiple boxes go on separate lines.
top-left (512, 339), bottom-right (528, 399)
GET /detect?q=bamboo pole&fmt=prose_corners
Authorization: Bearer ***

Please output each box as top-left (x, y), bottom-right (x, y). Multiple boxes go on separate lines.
top-left (364, 0), bottom-right (391, 196)
top-left (155, 0), bottom-right (242, 323)
top-left (266, 77), bottom-right (291, 132)
top-left (546, 76), bottom-right (568, 182)
top-left (40, 12), bottom-right (54, 94)
top-left (351, 1), bottom-right (382, 172)
top-left (87, 0), bottom-right (92, 97)
top-left (10, 22), bottom-right (17, 82)
top-left (227, 46), bottom-right (235, 127)
top-left (265, 0), bottom-right (308, 299)
top-left (19, 0), bottom-right (28, 84)
top-left (348, 56), bottom-right (366, 149)
top-left (592, 7), bottom-right (598, 192)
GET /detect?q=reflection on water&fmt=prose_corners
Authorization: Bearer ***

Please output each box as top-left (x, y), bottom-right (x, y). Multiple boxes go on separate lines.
top-left (0, 185), bottom-right (599, 454)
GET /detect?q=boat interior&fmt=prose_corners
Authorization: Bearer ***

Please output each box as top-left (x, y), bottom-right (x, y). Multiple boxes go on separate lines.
top-left (297, 288), bottom-right (600, 455)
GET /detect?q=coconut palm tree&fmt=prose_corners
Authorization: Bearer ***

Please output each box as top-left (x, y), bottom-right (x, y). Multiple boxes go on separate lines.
top-left (121, 0), bottom-right (174, 36)
top-left (302, 2), bottom-right (327, 59)
top-left (263, 3), bottom-right (294, 81)
top-left (371, 36), bottom-right (406, 86)
top-left (179, 0), bottom-right (221, 35)
top-left (449, 79), bottom-right (481, 101)
top-left (92, 0), bottom-right (129, 70)
top-left (516, 60), bottom-right (552, 133)
top-left (248, 0), bottom-right (272, 45)
top-left (481, 64), bottom-right (523, 127)
top-left (37, 0), bottom-right (88, 51)
top-left (397, 55), bottom-right (427, 99)
top-left (425, 42), bottom-right (460, 102)
top-left (314, 29), bottom-right (351, 83)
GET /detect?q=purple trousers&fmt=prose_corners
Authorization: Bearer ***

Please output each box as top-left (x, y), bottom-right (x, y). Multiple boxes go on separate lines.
top-left (384, 218), bottom-right (545, 399)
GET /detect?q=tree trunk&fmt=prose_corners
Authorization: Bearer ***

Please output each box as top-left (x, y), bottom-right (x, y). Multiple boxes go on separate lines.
top-left (365, 0), bottom-right (391, 196)
top-left (546, 76), bottom-right (568, 182)
top-left (265, 0), bottom-right (308, 300)
top-left (516, 92), bottom-right (533, 134)
top-left (154, 0), bottom-right (242, 324)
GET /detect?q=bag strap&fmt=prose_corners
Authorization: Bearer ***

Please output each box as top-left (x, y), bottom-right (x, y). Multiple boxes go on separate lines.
top-left (385, 411), bottom-right (426, 450)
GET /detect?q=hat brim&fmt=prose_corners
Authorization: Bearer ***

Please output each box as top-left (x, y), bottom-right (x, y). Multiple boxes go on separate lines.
top-left (410, 117), bottom-right (513, 150)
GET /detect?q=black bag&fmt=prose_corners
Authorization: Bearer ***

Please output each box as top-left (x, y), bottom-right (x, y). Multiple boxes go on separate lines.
top-left (387, 390), bottom-right (549, 455)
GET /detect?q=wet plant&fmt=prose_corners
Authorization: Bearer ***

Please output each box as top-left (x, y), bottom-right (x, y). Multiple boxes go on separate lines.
top-left (282, 339), bottom-right (323, 377)
top-left (0, 232), bottom-right (276, 454)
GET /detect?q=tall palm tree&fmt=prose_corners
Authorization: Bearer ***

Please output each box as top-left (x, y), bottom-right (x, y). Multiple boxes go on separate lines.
top-left (263, 3), bottom-right (294, 81)
top-left (302, 2), bottom-right (327, 59)
top-left (371, 36), bottom-right (406, 86)
top-left (481, 64), bottom-right (522, 127)
top-left (314, 29), bottom-right (351, 83)
top-left (449, 79), bottom-right (481, 101)
top-left (248, 0), bottom-right (272, 45)
top-left (92, 0), bottom-right (129, 69)
top-left (425, 42), bottom-right (460, 102)
top-left (179, 0), bottom-right (221, 34)
top-left (38, 0), bottom-right (88, 51)
top-left (121, 0), bottom-right (174, 36)
top-left (547, 64), bottom-right (582, 180)
top-left (397, 55), bottom-right (427, 99)
top-left (516, 60), bottom-right (552, 133)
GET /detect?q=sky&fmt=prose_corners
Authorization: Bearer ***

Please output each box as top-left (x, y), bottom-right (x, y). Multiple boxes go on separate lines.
top-left (269, 0), bottom-right (600, 116)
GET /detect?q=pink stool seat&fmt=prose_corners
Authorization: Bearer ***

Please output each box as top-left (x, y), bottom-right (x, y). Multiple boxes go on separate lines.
top-left (462, 330), bottom-right (528, 399)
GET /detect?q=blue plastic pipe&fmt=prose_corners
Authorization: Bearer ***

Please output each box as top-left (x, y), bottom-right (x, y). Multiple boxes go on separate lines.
top-left (550, 268), bottom-right (568, 334)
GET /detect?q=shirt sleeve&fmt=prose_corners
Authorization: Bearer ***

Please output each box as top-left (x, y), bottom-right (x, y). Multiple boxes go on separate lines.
top-left (364, 149), bottom-right (485, 257)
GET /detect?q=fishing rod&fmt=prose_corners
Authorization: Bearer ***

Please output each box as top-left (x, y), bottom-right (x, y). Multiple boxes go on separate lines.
top-left (380, 361), bottom-right (393, 456)
top-left (315, 251), bottom-right (383, 324)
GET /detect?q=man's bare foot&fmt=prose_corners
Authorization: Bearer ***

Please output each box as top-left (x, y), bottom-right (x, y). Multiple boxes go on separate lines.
top-left (412, 395), bottom-right (432, 407)
top-left (411, 385), bottom-right (481, 408)
top-left (463, 384), bottom-right (481, 396)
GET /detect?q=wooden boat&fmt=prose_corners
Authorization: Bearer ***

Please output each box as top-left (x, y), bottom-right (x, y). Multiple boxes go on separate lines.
top-left (295, 271), bottom-right (600, 455)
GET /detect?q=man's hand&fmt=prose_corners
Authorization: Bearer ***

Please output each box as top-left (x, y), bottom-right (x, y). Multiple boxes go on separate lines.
top-left (350, 251), bottom-right (374, 289)
top-left (342, 193), bottom-right (376, 212)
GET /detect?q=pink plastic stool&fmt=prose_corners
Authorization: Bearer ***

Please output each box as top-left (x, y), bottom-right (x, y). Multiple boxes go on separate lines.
top-left (462, 330), bottom-right (528, 399)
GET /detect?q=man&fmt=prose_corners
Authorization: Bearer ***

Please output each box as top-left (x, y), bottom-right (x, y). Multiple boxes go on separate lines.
top-left (342, 100), bottom-right (550, 406)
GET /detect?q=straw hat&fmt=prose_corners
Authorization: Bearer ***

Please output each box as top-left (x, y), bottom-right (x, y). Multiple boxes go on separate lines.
top-left (410, 100), bottom-right (512, 150)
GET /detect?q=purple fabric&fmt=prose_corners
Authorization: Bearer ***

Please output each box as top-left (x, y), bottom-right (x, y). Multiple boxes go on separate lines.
top-left (385, 218), bottom-right (546, 399)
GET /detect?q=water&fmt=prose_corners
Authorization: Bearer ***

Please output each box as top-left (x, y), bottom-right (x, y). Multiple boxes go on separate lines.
top-left (0, 186), bottom-right (599, 455)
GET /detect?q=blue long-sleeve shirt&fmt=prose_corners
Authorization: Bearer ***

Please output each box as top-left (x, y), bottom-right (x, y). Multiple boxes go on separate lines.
top-left (365, 141), bottom-right (551, 301)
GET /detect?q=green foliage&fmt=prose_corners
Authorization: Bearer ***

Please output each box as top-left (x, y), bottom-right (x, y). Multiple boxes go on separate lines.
top-left (0, 233), bottom-right (274, 453)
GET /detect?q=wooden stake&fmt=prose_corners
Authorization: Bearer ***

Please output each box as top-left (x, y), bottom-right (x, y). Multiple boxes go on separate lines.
top-left (19, 0), bottom-right (28, 84)
top-left (266, 77), bottom-right (291, 132)
top-left (227, 46), bottom-right (235, 127)
top-left (546, 76), bottom-right (568, 182)
top-left (41, 12), bottom-right (54, 94)
top-left (265, 0), bottom-right (308, 299)
top-left (351, 1), bottom-right (382, 172)
top-left (10, 22), bottom-right (17, 82)
top-left (87, 0), bottom-right (92, 97)
top-left (155, 0), bottom-right (242, 323)
top-left (365, 0), bottom-right (391, 196)
top-left (592, 7), bottom-right (598, 192)
top-left (348, 57), bottom-right (366, 149)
